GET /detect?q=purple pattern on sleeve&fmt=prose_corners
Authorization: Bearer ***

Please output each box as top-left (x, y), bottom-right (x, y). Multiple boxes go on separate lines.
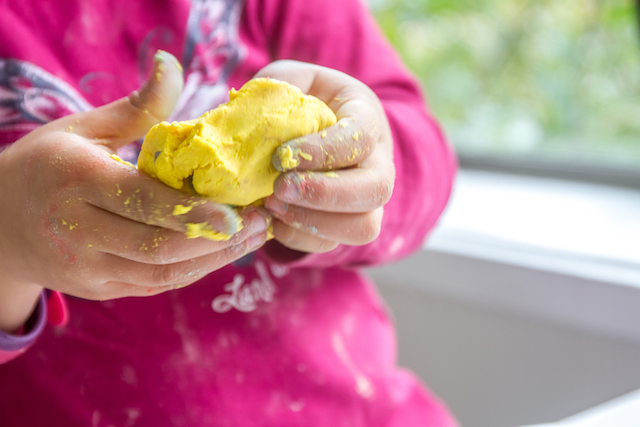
top-left (171, 0), bottom-right (245, 121)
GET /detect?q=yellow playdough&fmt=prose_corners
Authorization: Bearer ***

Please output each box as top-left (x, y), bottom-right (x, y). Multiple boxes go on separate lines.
top-left (138, 78), bottom-right (336, 206)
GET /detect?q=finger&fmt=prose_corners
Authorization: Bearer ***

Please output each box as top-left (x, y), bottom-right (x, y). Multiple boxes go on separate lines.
top-left (272, 112), bottom-right (379, 172)
top-left (272, 154), bottom-right (394, 213)
top-left (52, 50), bottom-right (184, 150)
top-left (82, 204), bottom-right (269, 264)
top-left (81, 157), bottom-right (252, 240)
top-left (256, 60), bottom-right (389, 171)
top-left (254, 60), bottom-right (359, 106)
top-left (101, 232), bottom-right (268, 287)
top-left (90, 282), bottom-right (177, 300)
top-left (269, 220), bottom-right (339, 253)
top-left (264, 196), bottom-right (384, 245)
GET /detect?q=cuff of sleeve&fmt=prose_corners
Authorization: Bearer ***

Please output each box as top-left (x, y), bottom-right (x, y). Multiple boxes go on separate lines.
top-left (0, 291), bottom-right (46, 352)
top-left (46, 290), bottom-right (69, 327)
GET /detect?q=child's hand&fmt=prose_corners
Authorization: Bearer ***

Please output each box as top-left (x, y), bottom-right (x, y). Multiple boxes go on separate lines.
top-left (0, 52), bottom-right (269, 323)
top-left (258, 61), bottom-right (395, 255)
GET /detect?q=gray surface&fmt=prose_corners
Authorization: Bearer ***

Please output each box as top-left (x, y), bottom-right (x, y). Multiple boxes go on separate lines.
top-left (372, 277), bottom-right (640, 427)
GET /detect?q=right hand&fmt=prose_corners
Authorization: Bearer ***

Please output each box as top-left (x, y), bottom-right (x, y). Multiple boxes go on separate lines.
top-left (0, 51), bottom-right (269, 320)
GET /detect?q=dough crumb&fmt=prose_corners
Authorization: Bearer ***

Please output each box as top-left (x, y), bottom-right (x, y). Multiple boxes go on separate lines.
top-left (172, 204), bottom-right (193, 216)
top-left (298, 151), bottom-right (312, 161)
top-left (109, 154), bottom-right (135, 168)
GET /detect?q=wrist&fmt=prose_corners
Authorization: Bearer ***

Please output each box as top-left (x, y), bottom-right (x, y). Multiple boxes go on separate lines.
top-left (0, 278), bottom-right (43, 334)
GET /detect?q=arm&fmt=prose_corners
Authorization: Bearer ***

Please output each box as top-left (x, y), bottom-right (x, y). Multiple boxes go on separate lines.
top-left (252, 0), bottom-right (456, 267)
top-left (0, 290), bottom-right (67, 364)
top-left (0, 51), bottom-right (270, 362)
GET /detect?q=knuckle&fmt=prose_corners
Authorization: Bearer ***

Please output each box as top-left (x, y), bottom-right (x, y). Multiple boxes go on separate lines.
top-left (226, 225), bottom-right (254, 246)
top-left (288, 208), bottom-right (310, 228)
top-left (151, 238), bottom-right (175, 264)
top-left (218, 243), bottom-right (245, 264)
top-left (152, 264), bottom-right (181, 286)
top-left (134, 188), bottom-right (156, 224)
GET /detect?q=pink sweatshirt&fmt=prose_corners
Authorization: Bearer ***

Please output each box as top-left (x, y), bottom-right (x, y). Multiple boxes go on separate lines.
top-left (0, 0), bottom-right (458, 425)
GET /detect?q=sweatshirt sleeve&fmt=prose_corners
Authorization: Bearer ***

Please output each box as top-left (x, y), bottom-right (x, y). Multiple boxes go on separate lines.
top-left (0, 291), bottom-right (68, 364)
top-left (248, 0), bottom-right (457, 268)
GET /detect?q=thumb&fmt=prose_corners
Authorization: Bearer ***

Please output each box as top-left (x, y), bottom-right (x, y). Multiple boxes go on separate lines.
top-left (57, 50), bottom-right (184, 150)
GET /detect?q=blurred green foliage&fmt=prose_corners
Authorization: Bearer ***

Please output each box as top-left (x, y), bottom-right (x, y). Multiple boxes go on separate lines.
top-left (370, 0), bottom-right (640, 167)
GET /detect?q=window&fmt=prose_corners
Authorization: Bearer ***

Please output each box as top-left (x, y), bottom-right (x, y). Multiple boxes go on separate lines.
top-left (371, 0), bottom-right (640, 182)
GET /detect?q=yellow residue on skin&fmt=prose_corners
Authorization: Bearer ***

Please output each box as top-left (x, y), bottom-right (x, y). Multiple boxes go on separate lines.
top-left (116, 184), bottom-right (122, 196)
top-left (321, 131), bottom-right (327, 138)
top-left (298, 150), bottom-right (312, 161)
top-left (186, 222), bottom-right (236, 241)
top-left (172, 204), bottom-right (193, 216)
top-left (62, 219), bottom-right (67, 225)
top-left (109, 154), bottom-right (135, 168)
top-left (339, 120), bottom-right (348, 128)
top-left (124, 197), bottom-right (131, 205)
top-left (67, 126), bottom-right (73, 132)
top-left (152, 231), bottom-right (167, 248)
top-left (138, 78), bottom-right (336, 206)
top-left (278, 145), bottom-right (300, 170)
top-left (324, 172), bottom-right (339, 178)
top-left (351, 132), bottom-right (360, 141)
top-left (326, 153), bottom-right (335, 170)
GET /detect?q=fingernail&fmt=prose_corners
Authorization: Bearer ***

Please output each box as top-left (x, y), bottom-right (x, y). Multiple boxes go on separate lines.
top-left (265, 196), bottom-right (288, 216)
top-left (154, 49), bottom-right (183, 72)
top-left (279, 173), bottom-right (306, 202)
top-left (212, 206), bottom-right (244, 236)
top-left (273, 145), bottom-right (299, 172)
top-left (153, 50), bottom-right (168, 63)
top-left (280, 181), bottom-right (299, 202)
top-left (247, 232), bottom-right (266, 250)
top-left (224, 210), bottom-right (244, 235)
top-left (248, 207), bottom-right (271, 234)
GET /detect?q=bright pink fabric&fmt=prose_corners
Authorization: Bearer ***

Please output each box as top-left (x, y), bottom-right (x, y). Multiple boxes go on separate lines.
top-left (46, 291), bottom-right (68, 327)
top-left (0, 0), bottom-right (458, 426)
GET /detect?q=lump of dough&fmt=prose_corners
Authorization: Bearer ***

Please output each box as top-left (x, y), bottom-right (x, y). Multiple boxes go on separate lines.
top-left (138, 78), bottom-right (337, 206)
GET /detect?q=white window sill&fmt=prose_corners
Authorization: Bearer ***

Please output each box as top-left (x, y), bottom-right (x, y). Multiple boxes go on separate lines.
top-left (428, 170), bottom-right (640, 287)
top-left (370, 169), bottom-right (640, 342)
top-left (519, 387), bottom-right (640, 427)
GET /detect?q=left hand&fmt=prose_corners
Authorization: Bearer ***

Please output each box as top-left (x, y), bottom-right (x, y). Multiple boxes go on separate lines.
top-left (257, 60), bottom-right (395, 255)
